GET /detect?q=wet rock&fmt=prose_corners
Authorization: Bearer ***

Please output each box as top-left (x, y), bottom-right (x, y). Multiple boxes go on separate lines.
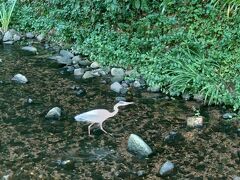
top-left (147, 86), bottom-right (160, 93)
top-left (222, 112), bottom-right (236, 119)
top-left (159, 161), bottom-right (175, 176)
top-left (75, 89), bottom-right (86, 97)
top-left (49, 55), bottom-right (72, 65)
top-left (11, 73), bottom-right (28, 83)
top-left (233, 176), bottom-right (240, 180)
top-left (74, 68), bottom-right (85, 77)
top-left (3, 30), bottom-right (13, 41)
top-left (45, 107), bottom-right (61, 120)
top-left (164, 131), bottom-right (184, 145)
top-left (27, 98), bottom-right (33, 104)
top-left (26, 32), bottom-right (35, 38)
top-left (111, 68), bottom-right (125, 77)
top-left (0, 58), bottom-right (2, 63)
top-left (93, 68), bottom-right (107, 76)
top-left (21, 46), bottom-right (37, 53)
top-left (79, 60), bottom-right (91, 66)
top-left (60, 49), bottom-right (74, 59)
top-left (90, 61), bottom-right (100, 69)
top-left (137, 170), bottom-right (145, 177)
top-left (193, 94), bottom-right (204, 102)
top-left (72, 55), bottom-right (81, 64)
top-left (127, 134), bottom-right (153, 158)
top-left (82, 71), bottom-right (94, 79)
top-left (187, 116), bottom-right (203, 128)
top-left (182, 93), bottom-right (191, 100)
top-left (120, 87), bottom-right (128, 94)
top-left (111, 75), bottom-right (124, 83)
top-left (133, 80), bottom-right (141, 88)
top-left (110, 82), bottom-right (123, 93)
top-left (56, 159), bottom-right (75, 170)
top-left (36, 34), bottom-right (45, 42)
top-left (13, 34), bottom-right (21, 41)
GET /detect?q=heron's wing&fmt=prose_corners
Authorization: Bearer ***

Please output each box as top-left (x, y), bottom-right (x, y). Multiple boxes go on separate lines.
top-left (74, 109), bottom-right (109, 122)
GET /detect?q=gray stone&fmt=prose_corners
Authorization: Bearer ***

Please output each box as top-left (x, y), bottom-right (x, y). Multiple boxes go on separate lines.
top-left (13, 34), bottom-right (21, 41)
top-left (133, 80), bottom-right (141, 88)
top-left (36, 34), bottom-right (45, 42)
top-left (49, 56), bottom-right (72, 65)
top-left (27, 98), bottom-right (33, 104)
top-left (120, 87), bottom-right (128, 94)
top-left (82, 71), bottom-right (94, 79)
top-left (127, 134), bottom-right (153, 158)
top-left (159, 161), bottom-right (175, 176)
top-left (193, 94), bottom-right (204, 102)
top-left (233, 176), bottom-right (240, 180)
top-left (147, 86), bottom-right (160, 93)
top-left (3, 31), bottom-right (13, 41)
top-left (0, 58), bottom-right (2, 63)
top-left (111, 68), bottom-right (125, 77)
top-left (110, 82), bottom-right (123, 93)
top-left (72, 55), bottom-right (81, 64)
top-left (111, 75), bottom-right (124, 83)
top-left (74, 68), bottom-right (85, 76)
top-left (137, 170), bottom-right (145, 177)
top-left (182, 93), bottom-right (190, 100)
top-left (11, 74), bottom-right (28, 84)
top-left (90, 62), bottom-right (100, 69)
top-left (45, 107), bottom-right (61, 120)
top-left (222, 112), bottom-right (236, 119)
top-left (21, 46), bottom-right (37, 53)
top-left (26, 32), bottom-right (35, 38)
top-left (79, 60), bottom-right (91, 66)
top-left (60, 49), bottom-right (74, 59)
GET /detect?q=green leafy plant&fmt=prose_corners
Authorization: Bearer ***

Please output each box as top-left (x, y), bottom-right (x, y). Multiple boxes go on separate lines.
top-left (0, 0), bottom-right (17, 32)
top-left (212, 0), bottom-right (240, 17)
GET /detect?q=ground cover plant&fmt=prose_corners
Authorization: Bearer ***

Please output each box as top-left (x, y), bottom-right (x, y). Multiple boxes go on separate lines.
top-left (11, 0), bottom-right (240, 110)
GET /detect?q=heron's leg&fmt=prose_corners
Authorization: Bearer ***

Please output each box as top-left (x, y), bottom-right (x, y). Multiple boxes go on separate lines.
top-left (88, 123), bottom-right (94, 135)
top-left (99, 123), bottom-right (108, 134)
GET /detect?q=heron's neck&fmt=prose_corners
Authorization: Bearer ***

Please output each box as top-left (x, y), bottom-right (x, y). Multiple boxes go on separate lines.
top-left (110, 104), bottom-right (120, 117)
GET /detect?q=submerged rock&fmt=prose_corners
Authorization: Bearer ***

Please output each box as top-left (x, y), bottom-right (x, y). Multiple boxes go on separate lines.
top-left (21, 46), bottom-right (37, 53)
top-left (110, 82), bottom-right (123, 93)
top-left (60, 49), bottom-right (74, 59)
top-left (127, 134), bottom-right (153, 158)
top-left (11, 74), bottom-right (28, 84)
top-left (45, 107), bottom-right (61, 120)
top-left (159, 161), bottom-right (175, 176)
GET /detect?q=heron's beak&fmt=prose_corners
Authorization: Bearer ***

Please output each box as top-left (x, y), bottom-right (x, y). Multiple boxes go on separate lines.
top-left (127, 102), bottom-right (134, 105)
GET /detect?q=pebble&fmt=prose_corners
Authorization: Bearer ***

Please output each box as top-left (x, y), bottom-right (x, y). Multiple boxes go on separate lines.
top-left (127, 134), bottom-right (153, 158)
top-left (111, 67), bottom-right (125, 77)
top-left (11, 73), bottom-right (28, 84)
top-left (82, 71), bottom-right (94, 79)
top-left (90, 62), bottom-right (100, 69)
top-left (45, 107), bottom-right (61, 120)
top-left (74, 68), bottom-right (85, 76)
top-left (159, 161), bottom-right (175, 176)
top-left (222, 112), bottom-right (236, 119)
top-left (133, 80), bottom-right (141, 88)
top-left (36, 34), bottom-right (45, 42)
top-left (187, 116), bottom-right (203, 128)
top-left (137, 170), bottom-right (145, 177)
top-left (60, 49), bottom-right (74, 59)
top-left (26, 32), bottom-right (35, 38)
top-left (147, 86), bottom-right (160, 93)
top-left (182, 93), bottom-right (190, 100)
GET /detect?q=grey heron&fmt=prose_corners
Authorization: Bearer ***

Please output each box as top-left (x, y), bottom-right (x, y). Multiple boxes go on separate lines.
top-left (74, 101), bottom-right (134, 135)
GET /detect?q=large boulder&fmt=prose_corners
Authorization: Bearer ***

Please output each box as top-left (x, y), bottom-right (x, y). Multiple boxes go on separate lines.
top-left (127, 134), bottom-right (153, 158)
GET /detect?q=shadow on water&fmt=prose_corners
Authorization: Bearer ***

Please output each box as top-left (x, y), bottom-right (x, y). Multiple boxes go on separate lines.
top-left (0, 44), bottom-right (239, 179)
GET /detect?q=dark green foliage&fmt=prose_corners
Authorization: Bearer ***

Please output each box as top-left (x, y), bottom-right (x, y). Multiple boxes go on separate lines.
top-left (12, 0), bottom-right (240, 110)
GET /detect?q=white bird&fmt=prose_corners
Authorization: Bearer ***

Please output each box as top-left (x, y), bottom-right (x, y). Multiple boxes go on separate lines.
top-left (74, 101), bottom-right (134, 135)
